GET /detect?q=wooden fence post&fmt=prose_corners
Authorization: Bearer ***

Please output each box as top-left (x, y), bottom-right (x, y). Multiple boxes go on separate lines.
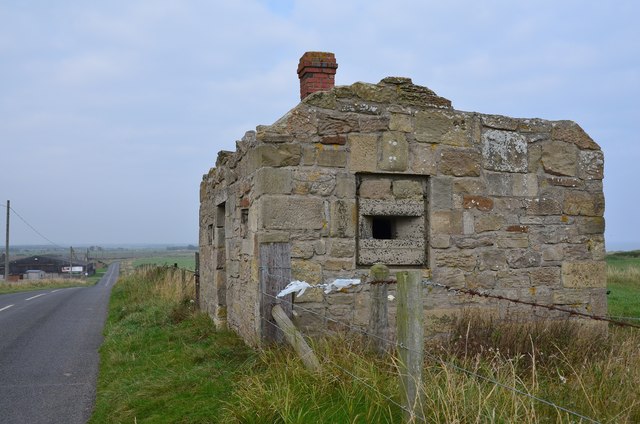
top-left (397, 270), bottom-right (425, 423)
top-left (272, 304), bottom-right (321, 372)
top-left (369, 263), bottom-right (390, 355)
top-left (194, 252), bottom-right (200, 307)
top-left (259, 243), bottom-right (292, 343)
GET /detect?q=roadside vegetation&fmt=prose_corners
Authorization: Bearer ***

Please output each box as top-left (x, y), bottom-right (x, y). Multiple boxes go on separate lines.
top-left (0, 266), bottom-right (107, 294)
top-left (91, 255), bottom-right (640, 423)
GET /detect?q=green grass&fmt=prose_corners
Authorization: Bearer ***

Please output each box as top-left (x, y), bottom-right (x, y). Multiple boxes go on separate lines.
top-left (92, 256), bottom-right (640, 423)
top-left (90, 268), bottom-right (255, 423)
top-left (606, 254), bottom-right (640, 319)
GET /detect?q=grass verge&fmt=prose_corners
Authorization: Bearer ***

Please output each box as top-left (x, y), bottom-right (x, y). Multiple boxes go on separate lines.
top-left (93, 260), bottom-right (640, 423)
top-left (90, 267), bottom-right (255, 423)
top-left (0, 278), bottom-right (95, 294)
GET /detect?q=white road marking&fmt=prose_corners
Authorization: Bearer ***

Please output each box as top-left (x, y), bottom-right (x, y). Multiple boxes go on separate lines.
top-left (51, 289), bottom-right (60, 293)
top-left (25, 293), bottom-right (47, 301)
top-left (0, 304), bottom-right (14, 312)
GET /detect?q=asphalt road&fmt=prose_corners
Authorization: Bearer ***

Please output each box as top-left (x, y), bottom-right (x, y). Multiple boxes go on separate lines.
top-left (0, 262), bottom-right (119, 424)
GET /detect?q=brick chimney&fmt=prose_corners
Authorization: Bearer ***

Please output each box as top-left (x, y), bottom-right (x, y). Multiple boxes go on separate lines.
top-left (297, 51), bottom-right (338, 100)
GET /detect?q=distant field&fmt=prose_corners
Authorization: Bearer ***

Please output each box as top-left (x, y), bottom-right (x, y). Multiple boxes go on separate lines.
top-left (132, 254), bottom-right (196, 271)
top-left (606, 252), bottom-right (640, 319)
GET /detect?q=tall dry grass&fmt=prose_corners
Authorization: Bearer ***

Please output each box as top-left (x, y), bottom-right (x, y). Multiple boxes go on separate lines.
top-left (222, 318), bottom-right (640, 423)
top-left (607, 265), bottom-right (640, 285)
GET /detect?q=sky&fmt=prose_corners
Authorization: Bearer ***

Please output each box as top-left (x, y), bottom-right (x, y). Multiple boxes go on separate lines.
top-left (1, 0), bottom-right (638, 250)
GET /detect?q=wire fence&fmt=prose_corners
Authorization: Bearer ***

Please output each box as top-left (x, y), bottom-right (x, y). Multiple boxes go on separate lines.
top-left (258, 267), bottom-right (611, 424)
top-left (139, 259), bottom-right (636, 423)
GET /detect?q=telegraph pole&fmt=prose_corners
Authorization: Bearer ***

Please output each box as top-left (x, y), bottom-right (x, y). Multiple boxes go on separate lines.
top-left (4, 200), bottom-right (9, 282)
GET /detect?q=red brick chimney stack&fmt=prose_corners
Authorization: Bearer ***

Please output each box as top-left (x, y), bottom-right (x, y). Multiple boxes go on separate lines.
top-left (297, 51), bottom-right (338, 100)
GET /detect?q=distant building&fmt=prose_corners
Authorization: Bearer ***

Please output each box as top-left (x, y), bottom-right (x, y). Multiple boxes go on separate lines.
top-left (0, 255), bottom-right (95, 278)
top-left (24, 270), bottom-right (46, 280)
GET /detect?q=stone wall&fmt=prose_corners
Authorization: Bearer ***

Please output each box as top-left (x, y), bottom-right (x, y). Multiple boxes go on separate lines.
top-left (199, 77), bottom-right (605, 345)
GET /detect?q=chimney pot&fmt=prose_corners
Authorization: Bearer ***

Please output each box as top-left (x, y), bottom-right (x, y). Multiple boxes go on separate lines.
top-left (297, 51), bottom-right (338, 100)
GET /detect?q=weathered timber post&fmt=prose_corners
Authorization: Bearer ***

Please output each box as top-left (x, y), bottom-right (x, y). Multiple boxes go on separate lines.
top-left (272, 304), bottom-right (322, 372)
top-left (181, 268), bottom-right (186, 298)
top-left (369, 263), bottom-right (390, 355)
top-left (397, 270), bottom-right (425, 423)
top-left (259, 243), bottom-right (292, 343)
top-left (194, 252), bottom-right (200, 307)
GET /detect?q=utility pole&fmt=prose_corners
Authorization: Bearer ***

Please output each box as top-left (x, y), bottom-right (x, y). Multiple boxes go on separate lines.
top-left (69, 246), bottom-right (73, 279)
top-left (4, 200), bottom-right (9, 282)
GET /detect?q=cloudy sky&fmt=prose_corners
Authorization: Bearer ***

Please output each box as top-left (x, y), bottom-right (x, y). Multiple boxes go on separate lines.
top-left (1, 0), bottom-right (638, 250)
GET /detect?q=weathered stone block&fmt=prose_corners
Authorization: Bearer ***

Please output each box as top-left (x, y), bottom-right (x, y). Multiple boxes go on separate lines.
top-left (409, 142), bottom-right (438, 174)
top-left (496, 269), bottom-right (530, 288)
top-left (335, 174), bottom-right (356, 198)
top-left (463, 195), bottom-right (494, 211)
top-left (254, 167), bottom-right (292, 196)
top-left (453, 235), bottom-right (494, 249)
top-left (324, 259), bottom-right (353, 271)
top-left (389, 113), bottom-right (413, 132)
top-left (497, 233), bottom-right (529, 248)
top-left (431, 177), bottom-right (452, 210)
top-left (439, 149), bottom-right (481, 176)
top-left (330, 200), bottom-right (356, 237)
top-left (431, 211), bottom-right (463, 235)
top-left (359, 199), bottom-right (424, 216)
top-left (578, 150), bottom-right (604, 180)
top-left (260, 196), bottom-right (325, 230)
top-left (292, 171), bottom-right (335, 196)
top-left (434, 250), bottom-right (477, 271)
top-left (430, 234), bottom-right (450, 248)
top-left (525, 197), bottom-right (562, 215)
top-left (551, 121), bottom-right (599, 150)
top-left (348, 133), bottom-right (378, 172)
top-left (482, 129), bottom-right (527, 172)
top-left (512, 173), bottom-right (538, 197)
top-left (430, 267), bottom-right (466, 288)
top-left (542, 244), bottom-right (564, 262)
top-left (317, 112), bottom-right (359, 135)
top-left (480, 250), bottom-right (507, 271)
top-left (507, 249), bottom-right (542, 268)
top-left (291, 242), bottom-right (315, 259)
top-left (482, 115), bottom-right (519, 131)
top-left (561, 261), bottom-right (606, 288)
top-left (359, 239), bottom-right (425, 265)
top-left (301, 145), bottom-right (316, 165)
top-left (529, 267), bottom-right (561, 286)
top-left (359, 179), bottom-right (392, 199)
top-left (475, 214), bottom-right (504, 233)
top-left (576, 216), bottom-right (605, 234)
top-left (415, 110), bottom-right (470, 146)
top-left (321, 134), bottom-right (346, 145)
top-left (250, 144), bottom-right (301, 169)
top-left (563, 190), bottom-right (604, 217)
top-left (541, 141), bottom-right (578, 176)
top-left (463, 212), bottom-right (474, 234)
top-left (329, 239), bottom-right (355, 257)
top-left (392, 180), bottom-right (423, 199)
top-left (317, 146), bottom-right (347, 167)
top-left (466, 271), bottom-right (497, 289)
top-left (292, 259), bottom-right (323, 285)
top-left (379, 131), bottom-right (408, 171)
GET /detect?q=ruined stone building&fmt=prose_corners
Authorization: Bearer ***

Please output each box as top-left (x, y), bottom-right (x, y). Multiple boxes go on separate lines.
top-left (199, 52), bottom-right (606, 345)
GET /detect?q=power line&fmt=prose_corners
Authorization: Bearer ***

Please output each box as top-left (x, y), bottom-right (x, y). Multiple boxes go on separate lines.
top-left (7, 206), bottom-right (64, 249)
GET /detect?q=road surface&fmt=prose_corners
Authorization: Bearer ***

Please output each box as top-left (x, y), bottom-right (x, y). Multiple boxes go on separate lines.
top-left (0, 262), bottom-right (119, 424)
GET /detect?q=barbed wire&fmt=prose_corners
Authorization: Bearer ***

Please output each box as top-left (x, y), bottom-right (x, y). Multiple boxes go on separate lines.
top-left (423, 280), bottom-right (640, 330)
top-left (260, 313), bottom-right (425, 422)
top-left (258, 266), bottom-right (639, 330)
top-left (261, 291), bottom-right (601, 424)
